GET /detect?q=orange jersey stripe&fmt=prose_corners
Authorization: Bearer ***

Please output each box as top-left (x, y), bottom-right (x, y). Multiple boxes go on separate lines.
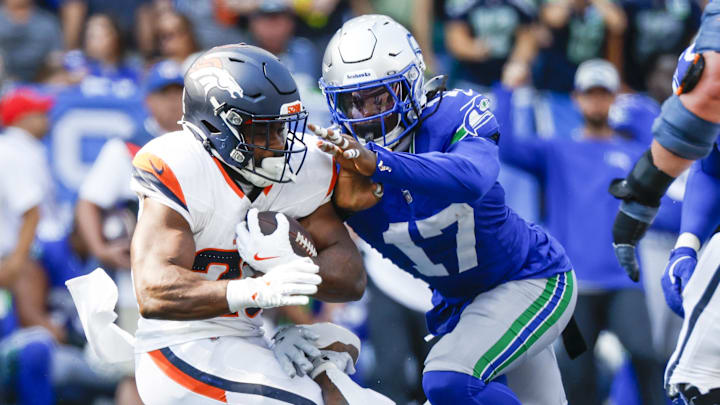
top-left (212, 157), bottom-right (245, 199)
top-left (148, 350), bottom-right (227, 403)
top-left (133, 153), bottom-right (187, 206)
top-left (326, 158), bottom-right (339, 197)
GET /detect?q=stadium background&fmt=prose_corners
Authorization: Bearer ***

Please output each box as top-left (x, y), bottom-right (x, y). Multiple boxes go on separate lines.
top-left (0, 0), bottom-right (707, 403)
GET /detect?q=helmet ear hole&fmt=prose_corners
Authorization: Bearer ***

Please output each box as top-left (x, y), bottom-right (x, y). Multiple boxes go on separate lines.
top-left (201, 120), bottom-right (221, 134)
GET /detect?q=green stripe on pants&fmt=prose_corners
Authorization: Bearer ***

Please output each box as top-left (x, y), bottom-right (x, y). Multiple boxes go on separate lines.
top-left (473, 274), bottom-right (561, 380)
top-left (487, 272), bottom-right (574, 380)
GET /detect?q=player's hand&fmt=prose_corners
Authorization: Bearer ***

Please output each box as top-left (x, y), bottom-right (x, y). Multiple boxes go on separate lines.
top-left (309, 124), bottom-right (377, 177)
top-left (661, 247), bottom-right (697, 318)
top-left (610, 177), bottom-right (659, 281)
top-left (272, 324), bottom-right (321, 378)
top-left (332, 169), bottom-right (383, 212)
top-left (97, 241), bottom-right (131, 270)
top-left (235, 208), bottom-right (305, 273)
top-left (309, 350), bottom-right (357, 379)
top-left (226, 259), bottom-right (321, 312)
top-left (611, 209), bottom-right (650, 282)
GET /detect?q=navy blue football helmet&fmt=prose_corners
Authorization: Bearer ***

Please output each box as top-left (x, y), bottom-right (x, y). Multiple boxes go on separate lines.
top-left (182, 44), bottom-right (308, 186)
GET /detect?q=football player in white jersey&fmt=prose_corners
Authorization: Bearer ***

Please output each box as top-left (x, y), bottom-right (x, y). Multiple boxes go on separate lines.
top-left (128, 44), bottom-right (368, 404)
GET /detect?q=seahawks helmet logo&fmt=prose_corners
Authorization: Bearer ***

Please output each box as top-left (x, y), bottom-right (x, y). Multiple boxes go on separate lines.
top-left (189, 67), bottom-right (244, 100)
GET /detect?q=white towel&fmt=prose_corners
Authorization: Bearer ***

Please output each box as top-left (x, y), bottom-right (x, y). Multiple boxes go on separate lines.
top-left (65, 268), bottom-right (135, 364)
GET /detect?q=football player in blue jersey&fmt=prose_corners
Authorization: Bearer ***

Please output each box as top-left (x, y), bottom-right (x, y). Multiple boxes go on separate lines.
top-left (305, 15), bottom-right (577, 405)
top-left (610, 1), bottom-right (720, 280)
top-left (609, 2), bottom-right (720, 403)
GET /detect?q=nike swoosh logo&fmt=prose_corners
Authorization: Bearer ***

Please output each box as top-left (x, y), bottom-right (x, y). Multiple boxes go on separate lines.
top-left (149, 159), bottom-right (164, 176)
top-left (254, 253), bottom-right (279, 261)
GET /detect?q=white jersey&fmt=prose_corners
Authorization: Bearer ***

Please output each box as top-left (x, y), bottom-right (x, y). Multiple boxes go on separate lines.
top-left (129, 128), bottom-right (336, 353)
top-left (79, 137), bottom-right (135, 209)
top-left (0, 127), bottom-right (61, 256)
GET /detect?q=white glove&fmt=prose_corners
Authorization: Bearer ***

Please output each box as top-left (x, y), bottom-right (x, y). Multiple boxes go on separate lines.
top-left (272, 324), bottom-right (322, 378)
top-left (226, 259), bottom-right (320, 312)
top-left (310, 350), bottom-right (357, 379)
top-left (236, 208), bottom-right (305, 273)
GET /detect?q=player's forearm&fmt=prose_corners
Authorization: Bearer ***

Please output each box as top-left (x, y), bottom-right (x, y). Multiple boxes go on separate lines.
top-left (331, 171), bottom-right (379, 213)
top-left (680, 162), bottom-right (720, 244)
top-left (75, 199), bottom-right (110, 256)
top-left (509, 26), bottom-right (537, 65)
top-left (650, 141), bottom-right (694, 178)
top-left (7, 207), bottom-right (40, 267)
top-left (445, 22), bottom-right (488, 62)
top-left (314, 373), bottom-right (350, 405)
top-left (134, 264), bottom-right (233, 320)
top-left (591, 0), bottom-right (627, 34)
top-left (368, 140), bottom-right (499, 202)
top-left (314, 239), bottom-right (366, 302)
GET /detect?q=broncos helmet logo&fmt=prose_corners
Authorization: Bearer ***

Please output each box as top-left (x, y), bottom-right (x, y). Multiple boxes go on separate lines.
top-left (189, 67), bottom-right (244, 100)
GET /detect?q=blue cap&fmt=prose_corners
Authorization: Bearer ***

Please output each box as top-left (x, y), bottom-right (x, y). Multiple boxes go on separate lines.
top-left (144, 60), bottom-right (184, 94)
top-left (255, 0), bottom-right (291, 14)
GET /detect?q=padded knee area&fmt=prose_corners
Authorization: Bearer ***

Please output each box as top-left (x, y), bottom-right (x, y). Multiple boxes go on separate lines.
top-left (423, 371), bottom-right (521, 405)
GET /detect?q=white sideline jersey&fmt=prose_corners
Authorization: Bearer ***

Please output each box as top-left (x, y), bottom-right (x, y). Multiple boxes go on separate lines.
top-left (129, 128), bottom-right (337, 353)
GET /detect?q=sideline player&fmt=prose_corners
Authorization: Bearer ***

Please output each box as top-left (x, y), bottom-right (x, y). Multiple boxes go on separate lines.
top-left (75, 60), bottom-right (185, 271)
top-left (128, 44), bottom-right (367, 404)
top-left (305, 15), bottom-right (577, 405)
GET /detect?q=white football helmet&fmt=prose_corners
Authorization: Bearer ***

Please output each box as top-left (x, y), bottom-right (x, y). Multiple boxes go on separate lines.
top-left (319, 15), bottom-right (426, 148)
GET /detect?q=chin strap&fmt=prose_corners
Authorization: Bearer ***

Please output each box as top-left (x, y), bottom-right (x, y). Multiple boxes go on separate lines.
top-left (239, 156), bottom-right (296, 187)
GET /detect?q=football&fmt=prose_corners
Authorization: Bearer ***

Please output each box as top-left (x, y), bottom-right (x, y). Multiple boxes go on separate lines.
top-left (256, 211), bottom-right (318, 258)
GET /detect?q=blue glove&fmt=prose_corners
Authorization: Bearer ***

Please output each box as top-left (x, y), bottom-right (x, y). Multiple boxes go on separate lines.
top-left (661, 247), bottom-right (698, 317)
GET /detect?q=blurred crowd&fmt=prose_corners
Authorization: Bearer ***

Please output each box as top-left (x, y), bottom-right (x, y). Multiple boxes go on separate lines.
top-left (0, 0), bottom-right (709, 404)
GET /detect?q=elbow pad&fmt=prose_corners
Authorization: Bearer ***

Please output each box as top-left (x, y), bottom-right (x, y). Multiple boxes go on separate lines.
top-left (652, 95), bottom-right (720, 160)
top-left (610, 150), bottom-right (675, 209)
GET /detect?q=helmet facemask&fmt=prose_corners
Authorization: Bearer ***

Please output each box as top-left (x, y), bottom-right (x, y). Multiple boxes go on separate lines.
top-left (321, 63), bottom-right (423, 149)
top-left (204, 96), bottom-right (309, 187)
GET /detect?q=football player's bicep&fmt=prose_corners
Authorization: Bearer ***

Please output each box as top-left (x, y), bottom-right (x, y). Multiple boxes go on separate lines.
top-left (131, 197), bottom-right (196, 288)
top-left (300, 202), bottom-right (366, 301)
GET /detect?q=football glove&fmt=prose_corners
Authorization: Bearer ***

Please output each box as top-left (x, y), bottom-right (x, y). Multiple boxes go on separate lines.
top-left (235, 208), bottom-right (306, 273)
top-left (272, 324), bottom-right (321, 378)
top-left (226, 259), bottom-right (320, 312)
top-left (661, 247), bottom-right (697, 318)
top-left (309, 350), bottom-right (357, 379)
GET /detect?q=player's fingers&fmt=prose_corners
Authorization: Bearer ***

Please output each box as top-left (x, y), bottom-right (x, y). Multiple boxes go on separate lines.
top-left (308, 123), bottom-right (324, 137)
top-left (289, 348), bottom-right (314, 375)
top-left (274, 212), bottom-right (290, 236)
top-left (282, 283), bottom-right (318, 296)
top-left (281, 295), bottom-right (310, 306)
top-left (281, 271), bottom-right (322, 285)
top-left (235, 222), bottom-right (252, 251)
top-left (295, 339), bottom-right (321, 358)
top-left (317, 140), bottom-right (344, 158)
top-left (246, 208), bottom-right (261, 236)
top-left (314, 125), bottom-right (348, 147)
top-left (285, 259), bottom-right (320, 274)
top-left (343, 148), bottom-right (360, 159)
top-left (299, 327), bottom-right (320, 341)
top-left (276, 353), bottom-right (297, 378)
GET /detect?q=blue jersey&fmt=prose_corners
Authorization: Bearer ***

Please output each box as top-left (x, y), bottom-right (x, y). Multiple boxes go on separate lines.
top-left (495, 86), bottom-right (680, 289)
top-left (609, 93), bottom-right (659, 146)
top-left (670, 43), bottom-right (720, 243)
top-left (347, 89), bottom-right (571, 335)
top-left (681, 146), bottom-right (720, 244)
